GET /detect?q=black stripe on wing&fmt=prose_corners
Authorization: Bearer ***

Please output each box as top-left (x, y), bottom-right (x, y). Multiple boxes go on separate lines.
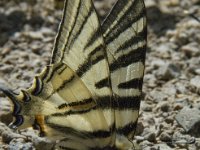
top-left (58, 75), bottom-right (75, 90)
top-left (114, 28), bottom-right (147, 54)
top-left (76, 48), bottom-right (105, 77)
top-left (52, 106), bottom-right (97, 116)
top-left (51, 95), bottom-right (140, 117)
top-left (68, 7), bottom-right (94, 50)
top-left (101, 0), bottom-right (128, 34)
top-left (84, 28), bottom-right (101, 50)
top-left (109, 46), bottom-right (146, 72)
top-left (98, 96), bottom-right (141, 109)
top-left (45, 75), bottom-right (75, 100)
top-left (45, 120), bottom-right (114, 139)
top-left (45, 63), bottom-right (66, 82)
top-left (103, 0), bottom-right (145, 44)
top-left (116, 122), bottom-right (137, 136)
top-left (95, 77), bottom-right (110, 89)
top-left (118, 78), bottom-right (143, 89)
top-left (51, 0), bottom-right (82, 63)
top-left (58, 98), bottom-right (93, 109)
top-left (60, 1), bottom-right (82, 62)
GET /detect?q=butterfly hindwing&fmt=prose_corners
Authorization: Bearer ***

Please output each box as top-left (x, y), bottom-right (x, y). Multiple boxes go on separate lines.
top-left (48, 0), bottom-right (115, 148)
top-left (0, 0), bottom-right (115, 149)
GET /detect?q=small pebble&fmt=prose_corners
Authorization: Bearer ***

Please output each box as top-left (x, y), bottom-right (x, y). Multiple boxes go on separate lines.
top-left (136, 121), bottom-right (144, 135)
top-left (161, 103), bottom-right (170, 112)
top-left (156, 63), bottom-right (180, 81)
top-left (190, 76), bottom-right (200, 94)
top-left (145, 132), bottom-right (157, 143)
top-left (160, 132), bottom-right (172, 142)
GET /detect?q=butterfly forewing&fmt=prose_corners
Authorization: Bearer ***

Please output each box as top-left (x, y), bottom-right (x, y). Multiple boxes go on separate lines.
top-left (102, 0), bottom-right (147, 140)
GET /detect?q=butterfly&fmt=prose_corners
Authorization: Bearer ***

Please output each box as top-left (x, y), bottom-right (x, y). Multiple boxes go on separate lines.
top-left (0, 0), bottom-right (147, 149)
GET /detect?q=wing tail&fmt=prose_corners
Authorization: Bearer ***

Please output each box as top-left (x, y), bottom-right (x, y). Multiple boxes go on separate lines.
top-left (0, 85), bottom-right (32, 129)
top-left (0, 62), bottom-right (115, 147)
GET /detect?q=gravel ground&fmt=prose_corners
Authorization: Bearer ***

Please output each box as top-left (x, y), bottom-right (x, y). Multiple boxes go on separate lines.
top-left (0, 0), bottom-right (200, 149)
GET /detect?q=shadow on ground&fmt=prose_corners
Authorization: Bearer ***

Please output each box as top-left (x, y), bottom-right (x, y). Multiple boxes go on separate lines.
top-left (146, 6), bottom-right (179, 37)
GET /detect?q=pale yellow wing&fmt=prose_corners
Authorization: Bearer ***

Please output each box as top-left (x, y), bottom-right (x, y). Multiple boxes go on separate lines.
top-left (0, 0), bottom-right (115, 149)
top-left (51, 0), bottom-right (111, 102)
top-left (102, 0), bottom-right (147, 142)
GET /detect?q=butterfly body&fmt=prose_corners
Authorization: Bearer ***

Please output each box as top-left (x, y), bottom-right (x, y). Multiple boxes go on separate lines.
top-left (0, 0), bottom-right (147, 149)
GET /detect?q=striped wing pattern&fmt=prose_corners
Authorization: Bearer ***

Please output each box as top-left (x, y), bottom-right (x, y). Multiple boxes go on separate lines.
top-left (0, 0), bottom-right (146, 149)
top-left (102, 0), bottom-right (147, 141)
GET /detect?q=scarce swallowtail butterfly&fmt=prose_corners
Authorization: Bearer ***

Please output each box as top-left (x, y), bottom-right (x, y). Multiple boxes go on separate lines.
top-left (0, 0), bottom-right (147, 149)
